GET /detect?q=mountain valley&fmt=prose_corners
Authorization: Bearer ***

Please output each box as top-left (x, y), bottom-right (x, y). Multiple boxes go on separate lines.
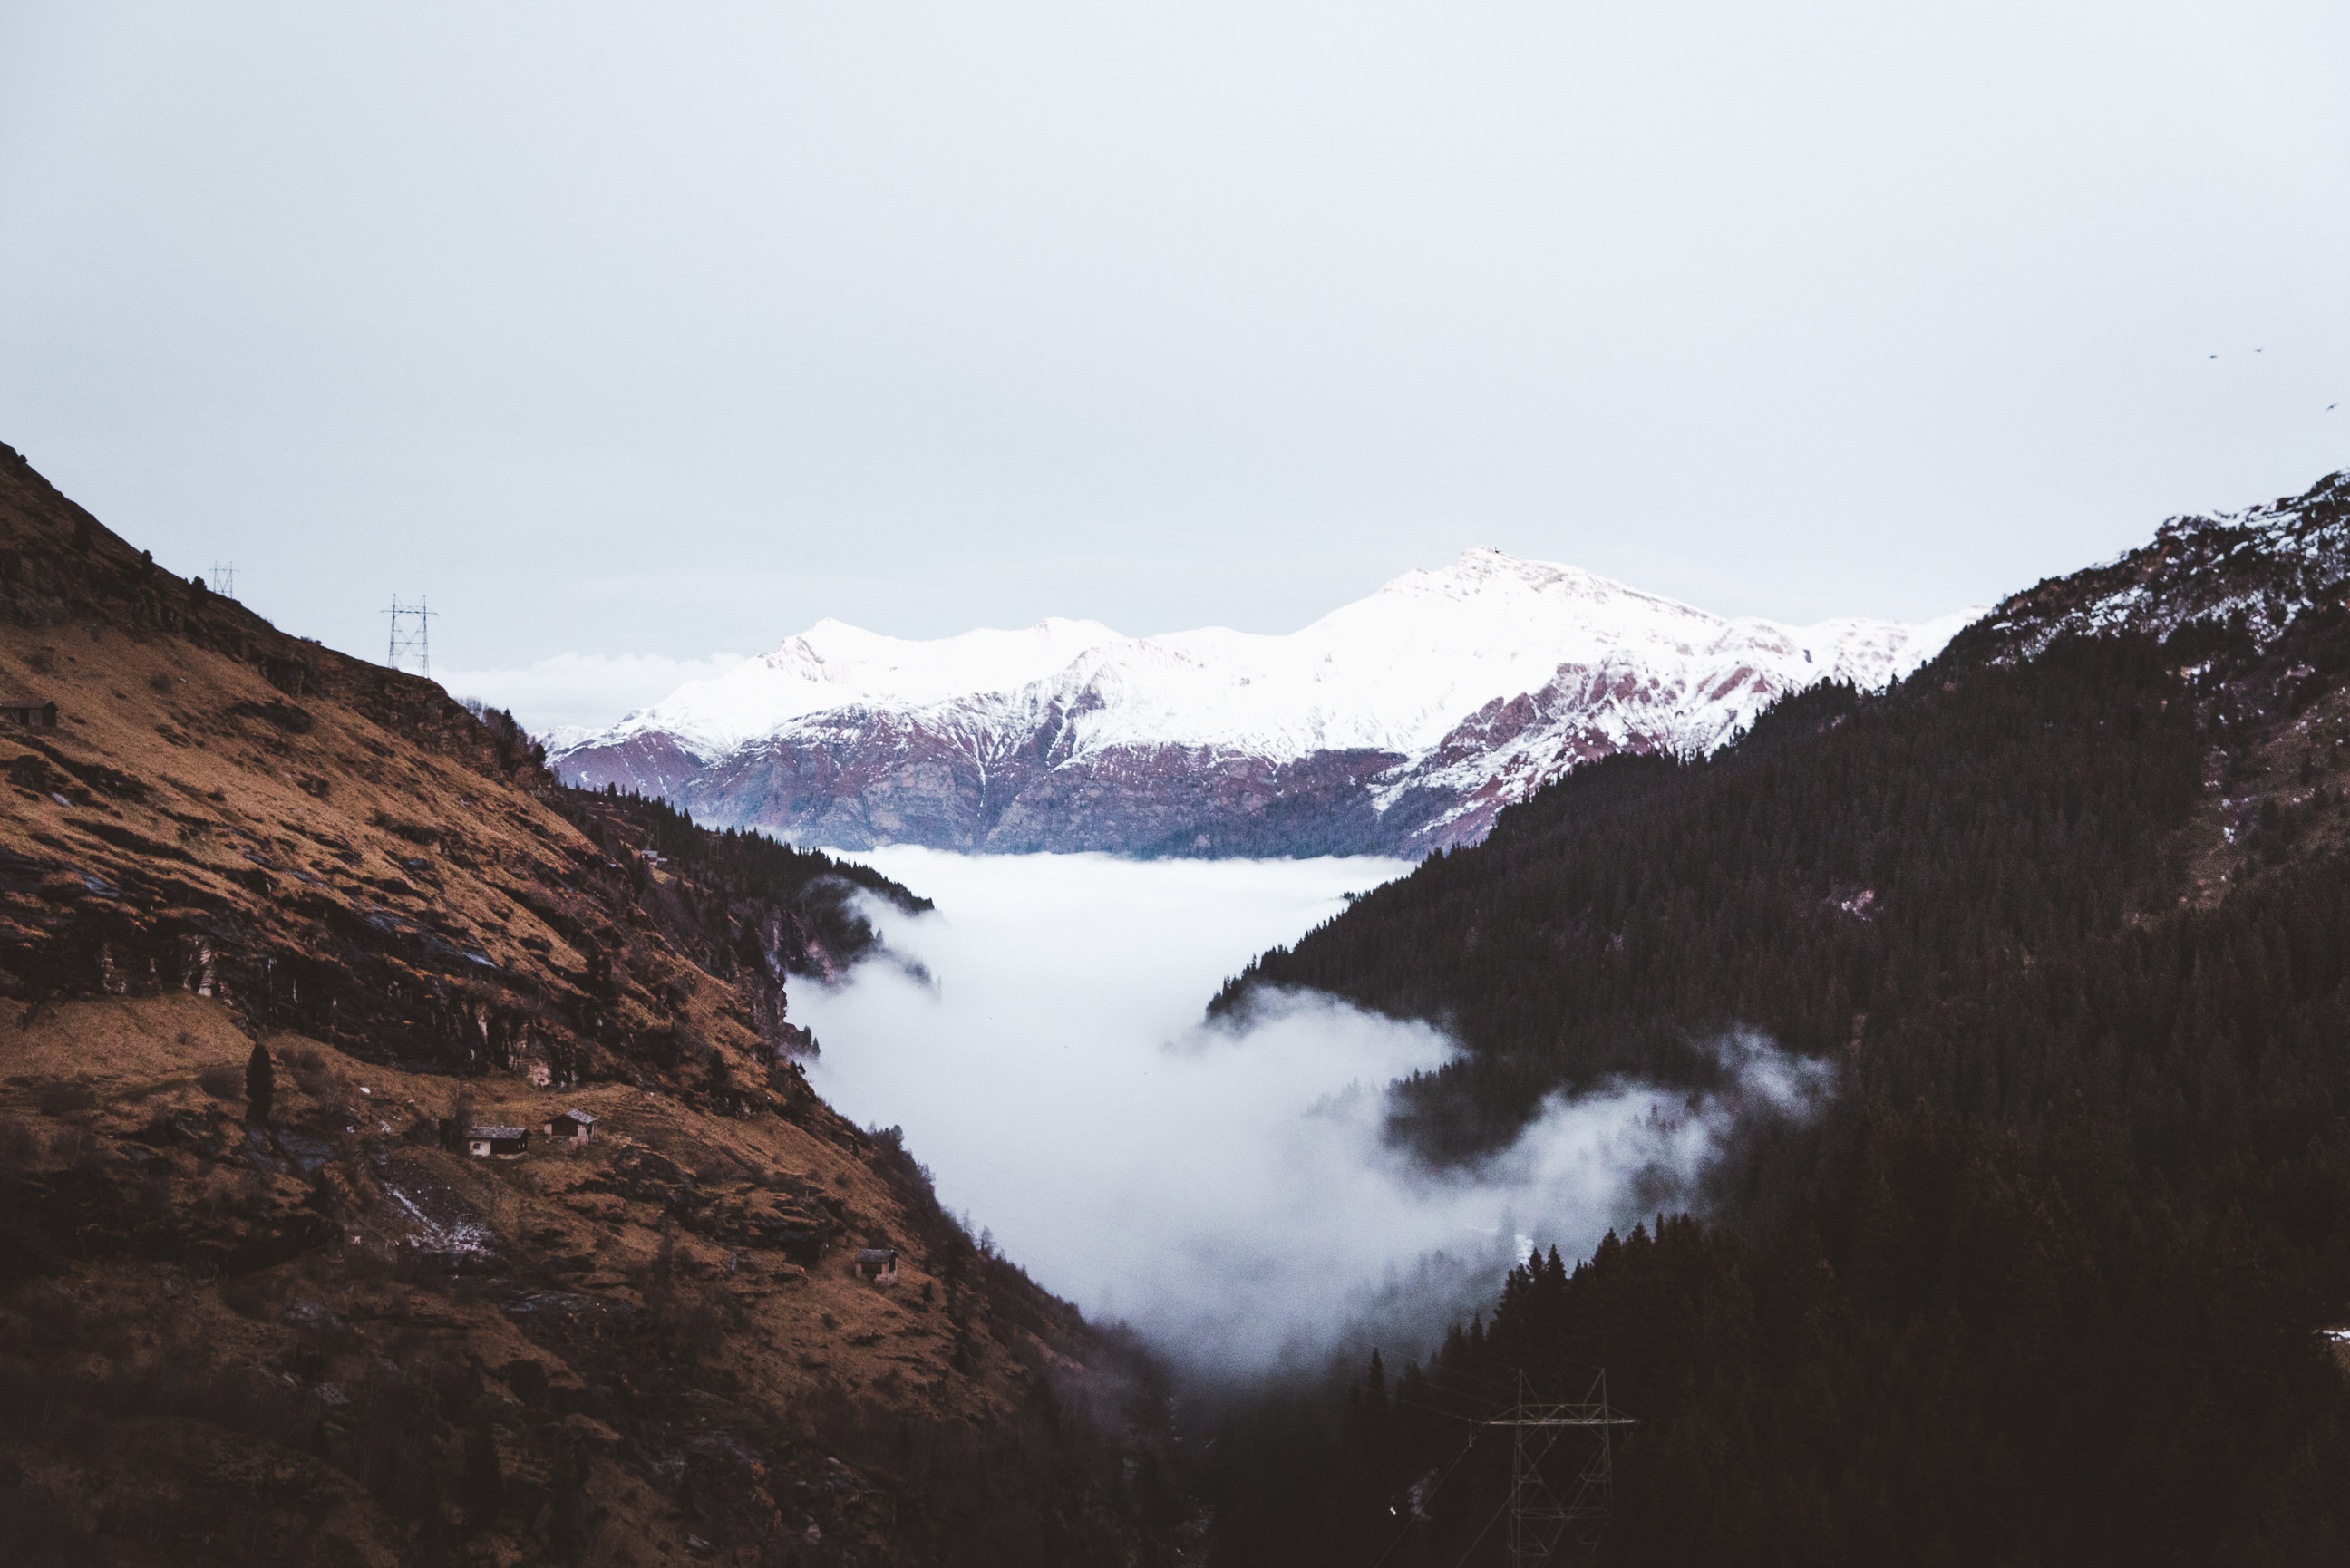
top-left (11, 440), bottom-right (2350, 1567)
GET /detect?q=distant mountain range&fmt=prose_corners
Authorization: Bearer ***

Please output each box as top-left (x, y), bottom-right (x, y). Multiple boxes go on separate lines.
top-left (548, 548), bottom-right (1978, 856)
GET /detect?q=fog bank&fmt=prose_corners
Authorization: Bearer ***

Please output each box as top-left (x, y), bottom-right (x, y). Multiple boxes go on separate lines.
top-left (798, 849), bottom-right (1825, 1374)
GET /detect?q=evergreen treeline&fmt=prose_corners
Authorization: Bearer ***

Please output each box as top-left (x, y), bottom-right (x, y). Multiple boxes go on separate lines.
top-left (1202, 607), bottom-right (2350, 1564)
top-left (1213, 632), bottom-right (2204, 1158)
top-left (549, 781), bottom-right (930, 979)
top-left (585, 785), bottom-right (929, 911)
top-left (559, 781), bottom-right (929, 915)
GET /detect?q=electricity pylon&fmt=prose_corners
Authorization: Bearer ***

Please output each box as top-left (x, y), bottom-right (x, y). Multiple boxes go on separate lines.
top-left (1483, 1370), bottom-right (1636, 1563)
top-left (383, 595), bottom-right (434, 676)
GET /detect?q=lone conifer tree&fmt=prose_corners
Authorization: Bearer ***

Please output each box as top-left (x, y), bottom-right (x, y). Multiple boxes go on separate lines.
top-left (549, 1441), bottom-right (591, 1563)
top-left (244, 1039), bottom-right (275, 1124)
top-left (461, 1418), bottom-right (505, 1534)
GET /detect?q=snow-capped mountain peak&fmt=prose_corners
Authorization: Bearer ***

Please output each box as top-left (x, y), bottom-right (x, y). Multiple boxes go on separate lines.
top-left (551, 549), bottom-right (1982, 857)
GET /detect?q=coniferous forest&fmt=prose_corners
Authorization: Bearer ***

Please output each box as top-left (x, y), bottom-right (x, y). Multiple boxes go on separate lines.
top-left (1202, 506), bottom-right (2350, 1563)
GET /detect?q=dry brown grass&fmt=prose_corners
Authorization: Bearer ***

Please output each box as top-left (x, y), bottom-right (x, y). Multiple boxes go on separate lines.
top-left (0, 457), bottom-right (1140, 1565)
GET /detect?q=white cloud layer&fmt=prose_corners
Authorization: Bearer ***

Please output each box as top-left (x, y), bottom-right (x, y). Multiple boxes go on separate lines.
top-left (797, 848), bottom-right (1829, 1375)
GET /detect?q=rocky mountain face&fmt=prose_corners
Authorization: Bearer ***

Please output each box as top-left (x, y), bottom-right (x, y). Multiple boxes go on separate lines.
top-left (1952, 468), bottom-right (2350, 663)
top-left (0, 443), bottom-right (1182, 1568)
top-left (551, 549), bottom-right (1977, 857)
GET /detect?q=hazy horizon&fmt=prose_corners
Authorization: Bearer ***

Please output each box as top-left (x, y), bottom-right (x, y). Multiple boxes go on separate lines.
top-left (5, 2), bottom-right (2344, 730)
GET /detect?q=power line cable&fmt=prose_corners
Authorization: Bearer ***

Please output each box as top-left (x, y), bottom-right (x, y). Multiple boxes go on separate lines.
top-left (1364, 1428), bottom-right (1481, 1568)
top-left (1445, 1490), bottom-right (1515, 1568)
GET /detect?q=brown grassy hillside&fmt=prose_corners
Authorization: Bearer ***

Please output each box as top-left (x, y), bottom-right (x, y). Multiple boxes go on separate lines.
top-left (0, 442), bottom-right (1183, 1567)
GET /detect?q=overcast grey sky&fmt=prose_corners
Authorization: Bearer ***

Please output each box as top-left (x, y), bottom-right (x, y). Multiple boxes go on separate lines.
top-left (3, 3), bottom-right (2345, 728)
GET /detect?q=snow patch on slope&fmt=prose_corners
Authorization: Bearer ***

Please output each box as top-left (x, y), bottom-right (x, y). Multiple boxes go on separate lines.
top-left (1975, 470), bottom-right (2350, 661)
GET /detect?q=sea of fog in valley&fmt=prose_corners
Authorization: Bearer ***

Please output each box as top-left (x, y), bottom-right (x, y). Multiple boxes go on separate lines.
top-left (795, 849), bottom-right (1827, 1376)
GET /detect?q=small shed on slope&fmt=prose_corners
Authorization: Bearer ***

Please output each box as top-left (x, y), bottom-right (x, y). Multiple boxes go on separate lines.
top-left (465, 1126), bottom-right (529, 1158)
top-left (542, 1109), bottom-right (598, 1144)
top-left (853, 1248), bottom-right (898, 1285)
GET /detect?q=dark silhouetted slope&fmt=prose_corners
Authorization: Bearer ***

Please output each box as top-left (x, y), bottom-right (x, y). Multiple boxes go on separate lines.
top-left (1202, 468), bottom-right (2350, 1567)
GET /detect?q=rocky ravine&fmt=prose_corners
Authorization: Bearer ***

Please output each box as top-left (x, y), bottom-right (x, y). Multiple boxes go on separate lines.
top-left (553, 548), bottom-right (1978, 857)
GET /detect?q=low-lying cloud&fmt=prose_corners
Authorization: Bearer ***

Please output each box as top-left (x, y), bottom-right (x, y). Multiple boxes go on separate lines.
top-left (797, 848), bottom-right (1830, 1376)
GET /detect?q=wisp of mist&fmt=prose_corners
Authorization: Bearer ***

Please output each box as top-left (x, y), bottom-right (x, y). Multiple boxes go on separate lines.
top-left (796, 849), bottom-right (1828, 1376)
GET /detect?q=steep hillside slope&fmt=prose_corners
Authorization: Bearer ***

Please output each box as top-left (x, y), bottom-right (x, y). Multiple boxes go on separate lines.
top-left (1212, 466), bottom-right (2350, 1134)
top-left (0, 443), bottom-right (1182, 1568)
top-left (551, 549), bottom-right (1973, 857)
top-left (1199, 468), bottom-right (2350, 1566)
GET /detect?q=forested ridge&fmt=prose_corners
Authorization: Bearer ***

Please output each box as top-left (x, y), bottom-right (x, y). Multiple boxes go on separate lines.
top-left (549, 780), bottom-right (932, 984)
top-left (1213, 634), bottom-right (2204, 1160)
top-left (1202, 484), bottom-right (2350, 1564)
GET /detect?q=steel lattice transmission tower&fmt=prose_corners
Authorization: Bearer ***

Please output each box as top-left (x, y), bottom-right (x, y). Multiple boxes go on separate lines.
top-left (1485, 1370), bottom-right (1636, 1563)
top-left (209, 561), bottom-right (236, 599)
top-left (383, 595), bottom-right (435, 677)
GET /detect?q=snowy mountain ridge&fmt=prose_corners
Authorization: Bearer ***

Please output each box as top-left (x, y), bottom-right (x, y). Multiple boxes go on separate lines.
top-left (551, 547), bottom-right (1981, 857)
top-left (1959, 469), bottom-right (2350, 664)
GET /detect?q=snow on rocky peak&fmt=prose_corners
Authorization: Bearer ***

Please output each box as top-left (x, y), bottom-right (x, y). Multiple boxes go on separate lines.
top-left (550, 548), bottom-right (1983, 857)
top-left (599, 615), bottom-right (1124, 759)
top-left (1965, 469), bottom-right (2350, 663)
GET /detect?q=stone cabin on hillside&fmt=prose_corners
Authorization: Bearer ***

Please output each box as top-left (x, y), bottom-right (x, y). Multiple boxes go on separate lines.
top-left (543, 1109), bottom-right (597, 1144)
top-left (465, 1126), bottom-right (529, 1159)
top-left (0, 698), bottom-right (58, 729)
top-left (854, 1248), bottom-right (898, 1285)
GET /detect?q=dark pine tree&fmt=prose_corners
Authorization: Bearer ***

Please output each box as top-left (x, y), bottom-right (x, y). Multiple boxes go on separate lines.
top-left (549, 1441), bottom-right (592, 1563)
top-left (460, 1419), bottom-right (505, 1535)
top-left (243, 1039), bottom-right (274, 1124)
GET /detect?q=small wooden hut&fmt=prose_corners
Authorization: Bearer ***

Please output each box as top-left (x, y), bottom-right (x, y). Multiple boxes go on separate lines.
top-left (465, 1125), bottom-right (529, 1159)
top-left (542, 1109), bottom-right (598, 1144)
